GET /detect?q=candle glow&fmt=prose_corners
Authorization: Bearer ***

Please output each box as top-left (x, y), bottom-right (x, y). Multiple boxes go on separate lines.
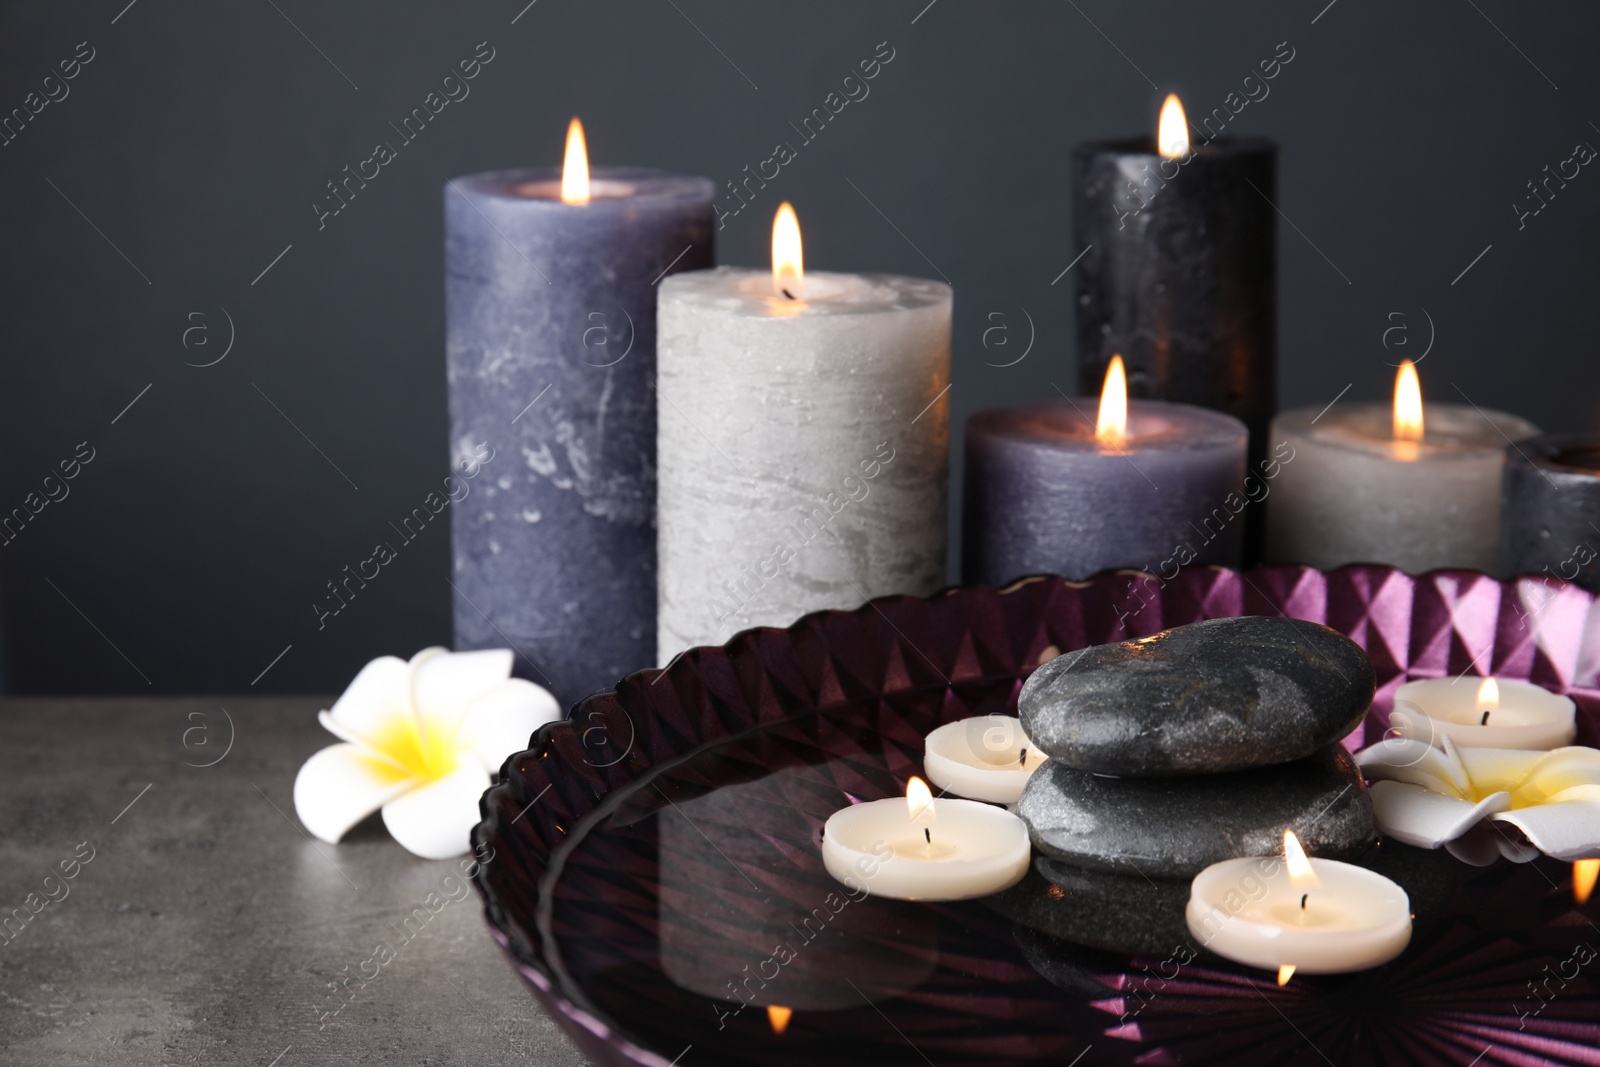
top-left (1096, 354), bottom-right (1129, 447)
top-left (766, 1005), bottom-right (793, 1034)
top-left (1277, 964), bottom-right (1296, 986)
top-left (560, 118), bottom-right (590, 205)
top-left (1158, 93), bottom-right (1189, 160)
top-left (771, 202), bottom-right (805, 298)
top-left (1393, 360), bottom-right (1424, 456)
top-left (1478, 677), bottom-right (1500, 712)
top-left (1576, 859), bottom-right (1600, 905)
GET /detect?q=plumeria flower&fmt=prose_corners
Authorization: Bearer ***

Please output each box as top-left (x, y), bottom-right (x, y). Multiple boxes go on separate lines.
top-left (294, 648), bottom-right (560, 860)
top-left (1356, 735), bottom-right (1600, 866)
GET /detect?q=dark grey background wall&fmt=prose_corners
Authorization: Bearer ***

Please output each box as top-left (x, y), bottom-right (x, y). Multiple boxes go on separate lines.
top-left (1, 1), bottom-right (1595, 695)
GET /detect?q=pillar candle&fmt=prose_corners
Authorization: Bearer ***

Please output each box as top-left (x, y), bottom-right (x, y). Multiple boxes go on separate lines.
top-left (1073, 96), bottom-right (1277, 500)
top-left (963, 359), bottom-right (1249, 585)
top-left (656, 205), bottom-right (951, 657)
top-left (446, 122), bottom-right (713, 706)
top-left (1500, 436), bottom-right (1600, 590)
top-left (1266, 363), bottom-right (1538, 574)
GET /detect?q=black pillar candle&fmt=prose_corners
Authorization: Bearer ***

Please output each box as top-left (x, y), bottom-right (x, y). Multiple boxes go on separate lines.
top-left (1073, 118), bottom-right (1277, 557)
top-left (1500, 436), bottom-right (1600, 591)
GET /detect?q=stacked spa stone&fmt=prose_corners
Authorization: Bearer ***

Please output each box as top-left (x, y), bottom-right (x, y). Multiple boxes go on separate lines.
top-left (1009, 616), bottom-right (1379, 953)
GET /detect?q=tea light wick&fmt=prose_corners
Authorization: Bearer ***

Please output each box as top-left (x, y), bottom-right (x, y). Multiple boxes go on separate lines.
top-left (924, 827), bottom-right (931, 845)
top-left (1300, 893), bottom-right (1308, 910)
top-left (1480, 710), bottom-right (1491, 725)
top-left (1019, 747), bottom-right (1027, 767)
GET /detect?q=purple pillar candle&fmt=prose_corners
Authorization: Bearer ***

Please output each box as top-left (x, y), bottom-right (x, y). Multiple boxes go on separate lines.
top-left (962, 385), bottom-right (1249, 585)
top-left (445, 137), bottom-right (713, 707)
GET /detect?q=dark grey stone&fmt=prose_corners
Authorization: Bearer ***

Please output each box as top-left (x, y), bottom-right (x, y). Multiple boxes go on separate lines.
top-left (988, 860), bottom-right (1194, 957)
top-left (1019, 615), bottom-right (1375, 776)
top-left (1016, 743), bottom-right (1377, 878)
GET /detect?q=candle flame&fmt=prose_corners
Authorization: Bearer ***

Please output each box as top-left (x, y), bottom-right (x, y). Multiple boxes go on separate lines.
top-left (1277, 964), bottom-right (1296, 986)
top-left (1158, 94), bottom-right (1189, 160)
top-left (772, 202), bottom-right (805, 298)
top-left (1478, 677), bottom-right (1500, 711)
top-left (1096, 355), bottom-right (1129, 446)
top-left (1284, 830), bottom-right (1320, 889)
top-left (766, 1005), bottom-right (792, 1034)
top-left (906, 775), bottom-right (935, 822)
top-left (560, 118), bottom-right (590, 205)
top-left (1576, 859), bottom-right (1600, 905)
top-left (1393, 360), bottom-right (1424, 443)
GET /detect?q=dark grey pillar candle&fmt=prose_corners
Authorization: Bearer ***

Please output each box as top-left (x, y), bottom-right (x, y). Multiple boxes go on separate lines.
top-left (962, 400), bottom-right (1248, 586)
top-left (1501, 436), bottom-right (1600, 591)
top-left (445, 167), bottom-right (713, 707)
top-left (1073, 134), bottom-right (1277, 557)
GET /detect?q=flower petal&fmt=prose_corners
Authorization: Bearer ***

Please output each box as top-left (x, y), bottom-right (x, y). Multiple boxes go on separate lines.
top-left (294, 743), bottom-right (415, 844)
top-left (1368, 780), bottom-right (1511, 850)
top-left (1507, 747), bottom-right (1600, 803)
top-left (409, 648), bottom-right (514, 750)
top-left (322, 656), bottom-right (412, 749)
top-left (1443, 821), bottom-right (1506, 866)
top-left (457, 678), bottom-right (562, 772)
top-left (1356, 738), bottom-right (1467, 796)
top-left (1493, 787), bottom-right (1600, 862)
top-left (1454, 745), bottom-right (1546, 796)
top-left (381, 759), bottom-right (491, 860)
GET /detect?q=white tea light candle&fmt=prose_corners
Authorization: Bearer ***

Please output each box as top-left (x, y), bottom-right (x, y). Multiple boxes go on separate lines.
top-left (822, 777), bottom-right (1030, 901)
top-left (1391, 676), bottom-right (1577, 751)
top-left (923, 717), bottom-right (1047, 804)
top-left (1186, 831), bottom-right (1411, 975)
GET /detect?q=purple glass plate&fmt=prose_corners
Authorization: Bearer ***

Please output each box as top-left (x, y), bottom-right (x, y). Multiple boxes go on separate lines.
top-left (472, 565), bottom-right (1600, 1066)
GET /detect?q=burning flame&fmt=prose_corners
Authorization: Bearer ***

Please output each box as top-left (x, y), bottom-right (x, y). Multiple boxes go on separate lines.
top-left (906, 776), bottom-right (935, 822)
top-left (1158, 94), bottom-right (1189, 160)
top-left (767, 1005), bottom-right (792, 1034)
top-left (1393, 360), bottom-right (1424, 443)
top-left (1575, 859), bottom-right (1599, 905)
top-left (560, 118), bottom-right (590, 205)
top-left (1478, 677), bottom-right (1500, 712)
top-left (1284, 830), bottom-right (1320, 889)
top-left (772, 202), bottom-right (805, 298)
top-left (1096, 355), bottom-right (1129, 447)
top-left (1277, 964), bottom-right (1296, 986)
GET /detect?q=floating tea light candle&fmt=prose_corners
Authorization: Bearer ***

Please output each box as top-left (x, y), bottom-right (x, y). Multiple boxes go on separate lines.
top-left (1389, 676), bottom-right (1577, 751)
top-left (923, 716), bottom-right (1048, 804)
top-left (1186, 831), bottom-right (1412, 975)
top-left (821, 776), bottom-right (1030, 901)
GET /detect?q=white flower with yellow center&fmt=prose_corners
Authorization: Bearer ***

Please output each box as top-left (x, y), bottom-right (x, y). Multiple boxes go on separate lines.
top-left (294, 648), bottom-right (560, 860)
top-left (1356, 735), bottom-right (1600, 866)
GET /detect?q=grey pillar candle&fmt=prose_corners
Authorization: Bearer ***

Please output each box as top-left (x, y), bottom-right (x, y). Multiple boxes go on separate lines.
top-left (1501, 436), bottom-right (1600, 590)
top-left (1266, 365), bottom-right (1539, 575)
top-left (656, 208), bottom-right (951, 656)
top-left (962, 394), bottom-right (1249, 586)
top-left (445, 151), bottom-right (713, 707)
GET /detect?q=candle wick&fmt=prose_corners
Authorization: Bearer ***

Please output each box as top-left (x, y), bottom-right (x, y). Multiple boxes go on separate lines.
top-left (1300, 893), bottom-right (1308, 910)
top-left (1481, 710), bottom-right (1491, 725)
top-left (1020, 748), bottom-right (1027, 767)
top-left (781, 287), bottom-right (796, 300)
top-left (924, 827), bottom-right (931, 845)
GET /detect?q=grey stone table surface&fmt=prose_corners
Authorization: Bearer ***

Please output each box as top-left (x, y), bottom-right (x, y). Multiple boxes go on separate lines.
top-left (0, 698), bottom-right (583, 1066)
